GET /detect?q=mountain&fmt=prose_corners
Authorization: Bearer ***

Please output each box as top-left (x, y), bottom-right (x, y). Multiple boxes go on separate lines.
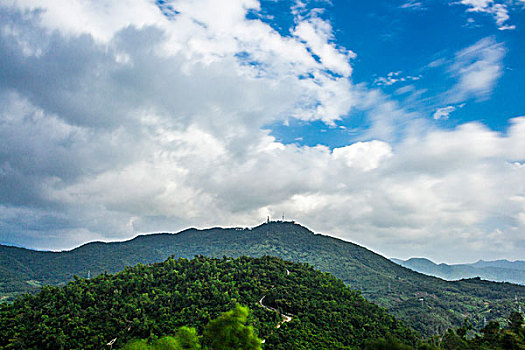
top-left (1, 221), bottom-right (524, 337)
top-left (471, 259), bottom-right (525, 271)
top-left (0, 255), bottom-right (421, 349)
top-left (392, 257), bottom-right (525, 285)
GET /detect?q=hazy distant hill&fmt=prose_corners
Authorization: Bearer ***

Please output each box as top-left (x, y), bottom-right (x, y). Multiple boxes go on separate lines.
top-left (391, 257), bottom-right (525, 285)
top-left (471, 259), bottom-right (525, 271)
top-left (1, 221), bottom-right (524, 337)
top-left (0, 255), bottom-right (420, 349)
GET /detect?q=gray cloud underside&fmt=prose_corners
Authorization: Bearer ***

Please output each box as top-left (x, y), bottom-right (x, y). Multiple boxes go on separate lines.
top-left (0, 1), bottom-right (524, 263)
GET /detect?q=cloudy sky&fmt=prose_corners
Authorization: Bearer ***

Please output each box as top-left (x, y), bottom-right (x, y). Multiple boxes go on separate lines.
top-left (1, 0), bottom-right (524, 263)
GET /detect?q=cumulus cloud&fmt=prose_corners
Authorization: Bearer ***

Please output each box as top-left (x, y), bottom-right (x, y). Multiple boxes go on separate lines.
top-left (456, 0), bottom-right (516, 30)
top-left (447, 37), bottom-right (505, 102)
top-left (0, 0), bottom-right (524, 263)
top-left (332, 141), bottom-right (393, 171)
top-left (0, 0), bottom-right (354, 244)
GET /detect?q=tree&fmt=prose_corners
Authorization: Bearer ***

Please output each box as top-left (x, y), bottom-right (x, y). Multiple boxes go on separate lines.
top-left (481, 321), bottom-right (501, 343)
top-left (456, 319), bottom-right (472, 339)
top-left (174, 327), bottom-right (201, 350)
top-left (202, 304), bottom-right (262, 350)
top-left (364, 336), bottom-right (415, 349)
top-left (441, 329), bottom-right (468, 350)
top-left (122, 333), bottom-right (198, 350)
top-left (507, 312), bottom-right (524, 334)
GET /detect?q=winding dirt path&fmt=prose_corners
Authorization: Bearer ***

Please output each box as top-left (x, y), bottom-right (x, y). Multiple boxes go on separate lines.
top-left (258, 294), bottom-right (293, 328)
top-left (257, 268), bottom-right (295, 344)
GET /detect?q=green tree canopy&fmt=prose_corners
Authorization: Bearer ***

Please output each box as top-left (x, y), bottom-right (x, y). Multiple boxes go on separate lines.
top-left (202, 304), bottom-right (262, 350)
top-left (123, 306), bottom-right (260, 350)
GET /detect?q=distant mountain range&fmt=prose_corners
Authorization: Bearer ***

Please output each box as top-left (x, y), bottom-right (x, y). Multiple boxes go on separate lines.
top-left (1, 221), bottom-right (524, 337)
top-left (391, 257), bottom-right (525, 285)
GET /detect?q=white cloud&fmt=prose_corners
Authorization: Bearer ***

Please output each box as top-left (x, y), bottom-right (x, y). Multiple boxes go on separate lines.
top-left (400, 0), bottom-right (425, 10)
top-left (456, 0), bottom-right (516, 30)
top-left (332, 141), bottom-right (393, 171)
top-left (433, 106), bottom-right (456, 120)
top-left (447, 37), bottom-right (505, 102)
top-left (0, 1), bottom-right (524, 263)
top-left (0, 0), bottom-right (355, 244)
top-left (292, 15), bottom-right (355, 77)
top-left (374, 71), bottom-right (421, 86)
top-left (9, 0), bottom-right (163, 42)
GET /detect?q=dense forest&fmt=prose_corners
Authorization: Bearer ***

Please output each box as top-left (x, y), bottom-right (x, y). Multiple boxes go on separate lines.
top-left (0, 255), bottom-right (421, 349)
top-left (1, 222), bottom-right (524, 336)
top-left (434, 312), bottom-right (525, 349)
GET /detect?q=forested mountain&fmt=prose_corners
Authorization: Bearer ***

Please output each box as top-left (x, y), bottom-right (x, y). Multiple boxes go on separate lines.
top-left (391, 258), bottom-right (525, 285)
top-left (0, 256), bottom-right (421, 349)
top-left (1, 221), bottom-right (524, 336)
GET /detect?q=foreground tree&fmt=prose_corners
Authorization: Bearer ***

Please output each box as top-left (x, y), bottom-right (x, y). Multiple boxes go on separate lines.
top-left (174, 327), bottom-right (201, 350)
top-left (123, 305), bottom-right (260, 350)
top-left (202, 304), bottom-right (262, 350)
top-left (122, 332), bottom-right (198, 350)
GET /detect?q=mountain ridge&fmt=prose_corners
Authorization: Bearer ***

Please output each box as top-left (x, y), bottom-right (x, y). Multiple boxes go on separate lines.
top-left (1, 221), bottom-right (524, 337)
top-left (392, 257), bottom-right (525, 285)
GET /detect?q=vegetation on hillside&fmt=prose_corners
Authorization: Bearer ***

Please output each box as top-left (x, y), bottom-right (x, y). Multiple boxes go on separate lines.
top-left (1, 222), bottom-right (524, 336)
top-left (122, 304), bottom-right (261, 350)
top-left (437, 312), bottom-right (525, 349)
top-left (0, 255), bottom-right (420, 349)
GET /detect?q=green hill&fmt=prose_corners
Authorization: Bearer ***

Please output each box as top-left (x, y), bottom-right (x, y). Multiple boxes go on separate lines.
top-left (0, 255), bottom-right (420, 349)
top-left (1, 221), bottom-right (524, 336)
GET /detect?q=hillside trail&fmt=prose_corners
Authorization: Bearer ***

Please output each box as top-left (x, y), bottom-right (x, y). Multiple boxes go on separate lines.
top-left (258, 268), bottom-right (294, 330)
top-left (258, 295), bottom-right (293, 328)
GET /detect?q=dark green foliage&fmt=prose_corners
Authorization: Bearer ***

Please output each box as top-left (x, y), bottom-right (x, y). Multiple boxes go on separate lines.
top-left (438, 312), bottom-right (525, 349)
top-left (175, 327), bottom-right (201, 350)
top-left (441, 329), bottom-right (469, 350)
top-left (202, 304), bottom-right (261, 350)
top-left (2, 222), bottom-right (524, 336)
top-left (364, 336), bottom-right (416, 350)
top-left (122, 337), bottom-right (178, 350)
top-left (0, 255), bottom-right (419, 349)
top-left (509, 311), bottom-right (525, 334)
top-left (122, 306), bottom-right (262, 350)
top-left (122, 327), bottom-right (200, 350)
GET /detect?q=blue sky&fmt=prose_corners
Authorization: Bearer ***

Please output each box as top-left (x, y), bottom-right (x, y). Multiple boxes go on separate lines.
top-left (0, 0), bottom-right (524, 263)
top-left (266, 0), bottom-right (525, 146)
